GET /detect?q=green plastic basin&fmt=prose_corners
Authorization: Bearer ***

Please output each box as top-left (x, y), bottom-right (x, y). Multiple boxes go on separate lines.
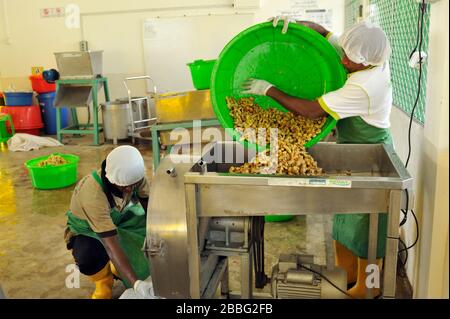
top-left (210, 21), bottom-right (347, 151)
top-left (25, 153), bottom-right (80, 190)
top-left (187, 59), bottom-right (217, 90)
top-left (265, 215), bottom-right (295, 223)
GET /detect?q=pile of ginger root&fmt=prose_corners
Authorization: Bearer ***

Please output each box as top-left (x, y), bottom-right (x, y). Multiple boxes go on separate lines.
top-left (226, 97), bottom-right (325, 176)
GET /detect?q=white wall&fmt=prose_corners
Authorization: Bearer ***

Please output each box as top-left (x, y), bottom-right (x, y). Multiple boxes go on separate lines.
top-left (414, 0), bottom-right (449, 298)
top-left (0, 0), bottom-right (344, 124)
top-left (388, 0), bottom-right (449, 298)
top-left (0, 0), bottom-right (344, 91)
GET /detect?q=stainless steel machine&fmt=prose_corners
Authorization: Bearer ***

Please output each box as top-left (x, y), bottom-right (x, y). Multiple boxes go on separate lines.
top-left (146, 141), bottom-right (413, 299)
top-left (53, 50), bottom-right (104, 107)
top-left (52, 50), bottom-right (110, 145)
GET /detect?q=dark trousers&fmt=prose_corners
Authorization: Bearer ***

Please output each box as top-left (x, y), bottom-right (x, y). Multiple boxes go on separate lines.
top-left (68, 235), bottom-right (110, 276)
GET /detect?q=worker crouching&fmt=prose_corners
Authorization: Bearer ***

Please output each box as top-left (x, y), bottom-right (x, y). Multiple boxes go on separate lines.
top-left (64, 145), bottom-right (154, 299)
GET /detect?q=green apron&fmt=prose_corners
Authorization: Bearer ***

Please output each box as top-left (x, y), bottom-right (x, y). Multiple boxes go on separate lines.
top-left (66, 171), bottom-right (150, 288)
top-left (332, 116), bottom-right (392, 259)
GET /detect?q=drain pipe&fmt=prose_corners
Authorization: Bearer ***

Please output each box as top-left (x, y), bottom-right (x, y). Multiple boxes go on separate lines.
top-left (2, 0), bottom-right (11, 44)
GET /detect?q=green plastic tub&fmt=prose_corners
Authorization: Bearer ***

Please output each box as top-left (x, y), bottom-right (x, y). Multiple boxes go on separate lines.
top-left (25, 153), bottom-right (80, 190)
top-left (187, 59), bottom-right (217, 90)
top-left (210, 21), bottom-right (347, 151)
top-left (265, 215), bottom-right (294, 223)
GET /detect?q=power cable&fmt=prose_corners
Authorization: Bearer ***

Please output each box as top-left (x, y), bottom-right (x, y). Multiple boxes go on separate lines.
top-left (405, 0), bottom-right (426, 169)
top-left (398, 0), bottom-right (425, 264)
top-left (298, 264), bottom-right (358, 299)
top-left (399, 209), bottom-right (420, 253)
top-left (398, 237), bottom-right (408, 268)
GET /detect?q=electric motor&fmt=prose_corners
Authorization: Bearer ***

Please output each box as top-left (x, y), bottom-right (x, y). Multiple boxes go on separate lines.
top-left (271, 254), bottom-right (348, 299)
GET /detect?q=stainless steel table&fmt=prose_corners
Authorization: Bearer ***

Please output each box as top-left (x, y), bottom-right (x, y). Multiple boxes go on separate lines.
top-left (147, 141), bottom-right (413, 299)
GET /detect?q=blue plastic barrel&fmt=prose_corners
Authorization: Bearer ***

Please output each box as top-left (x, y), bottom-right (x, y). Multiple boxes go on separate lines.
top-left (37, 92), bottom-right (69, 135)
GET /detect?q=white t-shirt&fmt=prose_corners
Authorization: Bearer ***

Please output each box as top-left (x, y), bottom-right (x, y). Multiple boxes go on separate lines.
top-left (318, 33), bottom-right (393, 129)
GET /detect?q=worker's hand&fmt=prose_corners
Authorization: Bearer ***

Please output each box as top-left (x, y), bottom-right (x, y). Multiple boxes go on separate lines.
top-left (241, 79), bottom-right (273, 96)
top-left (134, 278), bottom-right (157, 299)
top-left (268, 15), bottom-right (295, 34)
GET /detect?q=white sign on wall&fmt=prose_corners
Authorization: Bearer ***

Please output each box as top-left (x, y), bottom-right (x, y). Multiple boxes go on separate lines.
top-left (279, 0), bottom-right (334, 30)
top-left (142, 14), bottom-right (254, 93)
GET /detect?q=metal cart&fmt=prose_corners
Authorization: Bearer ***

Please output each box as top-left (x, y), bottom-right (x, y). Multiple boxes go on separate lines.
top-left (123, 76), bottom-right (157, 143)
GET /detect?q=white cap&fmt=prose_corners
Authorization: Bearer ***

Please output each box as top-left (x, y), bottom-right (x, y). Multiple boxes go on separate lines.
top-left (339, 21), bottom-right (391, 66)
top-left (105, 145), bottom-right (145, 186)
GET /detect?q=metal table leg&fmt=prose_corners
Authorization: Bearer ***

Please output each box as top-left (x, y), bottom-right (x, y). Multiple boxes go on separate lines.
top-left (151, 125), bottom-right (160, 173)
top-left (56, 108), bottom-right (62, 142)
top-left (103, 79), bottom-right (110, 143)
top-left (383, 190), bottom-right (402, 298)
top-left (367, 213), bottom-right (379, 299)
top-left (221, 260), bottom-right (230, 297)
top-left (186, 184), bottom-right (201, 298)
top-left (241, 249), bottom-right (253, 299)
top-left (92, 85), bottom-right (99, 146)
top-left (103, 78), bottom-right (110, 102)
top-left (70, 108), bottom-right (78, 128)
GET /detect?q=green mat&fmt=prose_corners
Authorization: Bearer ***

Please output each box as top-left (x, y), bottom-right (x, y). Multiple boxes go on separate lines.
top-left (210, 21), bottom-right (347, 151)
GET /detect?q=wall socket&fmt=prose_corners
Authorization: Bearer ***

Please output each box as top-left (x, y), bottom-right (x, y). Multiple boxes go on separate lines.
top-left (40, 7), bottom-right (65, 18)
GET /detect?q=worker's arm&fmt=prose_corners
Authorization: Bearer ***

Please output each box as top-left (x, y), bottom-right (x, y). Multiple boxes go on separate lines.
top-left (242, 79), bottom-right (326, 119)
top-left (138, 197), bottom-right (148, 213)
top-left (100, 235), bottom-right (138, 286)
top-left (266, 87), bottom-right (326, 119)
top-left (295, 21), bottom-right (330, 37)
top-left (136, 177), bottom-right (150, 213)
top-left (271, 16), bottom-right (330, 36)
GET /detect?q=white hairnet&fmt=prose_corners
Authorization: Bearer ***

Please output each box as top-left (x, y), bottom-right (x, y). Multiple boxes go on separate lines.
top-left (105, 145), bottom-right (145, 186)
top-left (339, 21), bottom-right (391, 66)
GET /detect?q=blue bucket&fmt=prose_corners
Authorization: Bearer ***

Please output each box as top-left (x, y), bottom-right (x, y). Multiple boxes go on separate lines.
top-left (4, 92), bottom-right (33, 106)
top-left (37, 92), bottom-right (69, 135)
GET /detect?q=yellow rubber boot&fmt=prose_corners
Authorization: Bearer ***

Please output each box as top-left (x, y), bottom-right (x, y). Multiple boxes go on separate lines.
top-left (334, 240), bottom-right (357, 285)
top-left (89, 263), bottom-right (114, 299)
top-left (347, 257), bottom-right (383, 299)
top-left (110, 261), bottom-right (121, 279)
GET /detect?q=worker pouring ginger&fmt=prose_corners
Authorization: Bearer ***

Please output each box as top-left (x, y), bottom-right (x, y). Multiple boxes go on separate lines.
top-left (241, 18), bottom-right (393, 298)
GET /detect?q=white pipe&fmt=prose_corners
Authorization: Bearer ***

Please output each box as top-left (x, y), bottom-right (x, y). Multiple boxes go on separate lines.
top-left (80, 14), bottom-right (85, 41)
top-left (78, 3), bottom-right (251, 42)
top-left (2, 0), bottom-right (11, 44)
top-left (80, 3), bottom-right (233, 17)
top-left (151, 11), bottom-right (253, 19)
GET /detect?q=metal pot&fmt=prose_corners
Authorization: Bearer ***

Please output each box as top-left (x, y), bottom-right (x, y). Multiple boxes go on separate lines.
top-left (101, 99), bottom-right (131, 143)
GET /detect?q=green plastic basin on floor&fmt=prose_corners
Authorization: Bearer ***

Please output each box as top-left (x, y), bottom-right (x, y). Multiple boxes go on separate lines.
top-left (210, 21), bottom-right (347, 151)
top-left (25, 153), bottom-right (80, 190)
top-left (265, 215), bottom-right (295, 223)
